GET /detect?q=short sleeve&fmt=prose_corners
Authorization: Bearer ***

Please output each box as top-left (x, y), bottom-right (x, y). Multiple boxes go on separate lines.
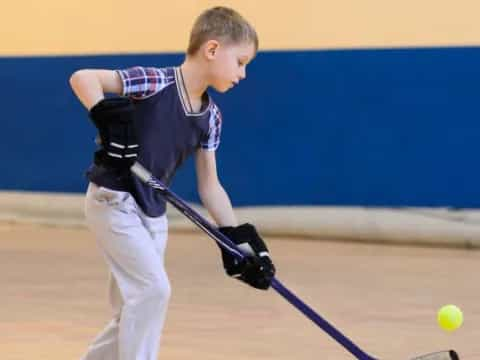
top-left (200, 104), bottom-right (222, 151)
top-left (116, 66), bottom-right (174, 100)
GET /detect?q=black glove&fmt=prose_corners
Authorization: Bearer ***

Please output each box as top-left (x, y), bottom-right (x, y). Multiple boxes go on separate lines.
top-left (89, 97), bottom-right (139, 170)
top-left (218, 223), bottom-right (276, 290)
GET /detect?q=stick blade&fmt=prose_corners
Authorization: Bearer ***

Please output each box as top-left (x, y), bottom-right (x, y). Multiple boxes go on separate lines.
top-left (411, 350), bottom-right (459, 360)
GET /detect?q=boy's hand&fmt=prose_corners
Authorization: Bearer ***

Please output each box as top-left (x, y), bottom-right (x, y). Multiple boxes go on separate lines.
top-left (89, 97), bottom-right (139, 170)
top-left (218, 223), bottom-right (276, 290)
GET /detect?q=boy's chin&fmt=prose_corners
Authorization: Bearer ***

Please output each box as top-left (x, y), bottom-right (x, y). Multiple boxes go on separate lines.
top-left (212, 84), bottom-right (232, 93)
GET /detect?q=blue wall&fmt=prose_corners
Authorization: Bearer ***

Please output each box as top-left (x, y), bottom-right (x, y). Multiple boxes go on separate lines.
top-left (2, 47), bottom-right (480, 207)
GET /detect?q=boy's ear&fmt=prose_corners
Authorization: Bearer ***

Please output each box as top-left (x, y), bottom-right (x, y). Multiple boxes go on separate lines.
top-left (204, 40), bottom-right (220, 60)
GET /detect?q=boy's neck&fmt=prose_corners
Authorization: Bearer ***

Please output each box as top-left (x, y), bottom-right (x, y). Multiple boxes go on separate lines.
top-left (179, 58), bottom-right (209, 102)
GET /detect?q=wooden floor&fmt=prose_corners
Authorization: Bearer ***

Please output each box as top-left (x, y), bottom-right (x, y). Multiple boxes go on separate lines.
top-left (1, 222), bottom-right (478, 360)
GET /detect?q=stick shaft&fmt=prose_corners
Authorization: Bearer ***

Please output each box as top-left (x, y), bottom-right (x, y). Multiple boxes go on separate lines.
top-left (131, 162), bottom-right (377, 360)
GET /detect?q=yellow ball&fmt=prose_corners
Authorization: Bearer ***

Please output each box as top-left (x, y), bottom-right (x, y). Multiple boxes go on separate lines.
top-left (437, 305), bottom-right (463, 332)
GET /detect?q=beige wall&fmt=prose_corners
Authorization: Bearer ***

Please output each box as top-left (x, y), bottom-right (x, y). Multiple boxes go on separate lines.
top-left (2, 0), bottom-right (480, 56)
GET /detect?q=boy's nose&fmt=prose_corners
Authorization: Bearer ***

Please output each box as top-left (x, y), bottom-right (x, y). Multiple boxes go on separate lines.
top-left (239, 68), bottom-right (246, 80)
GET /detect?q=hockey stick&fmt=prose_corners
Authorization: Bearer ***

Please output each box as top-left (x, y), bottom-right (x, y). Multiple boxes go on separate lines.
top-left (130, 162), bottom-right (458, 360)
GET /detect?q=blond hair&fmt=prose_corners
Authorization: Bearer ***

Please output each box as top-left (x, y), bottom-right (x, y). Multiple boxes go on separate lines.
top-left (187, 7), bottom-right (258, 56)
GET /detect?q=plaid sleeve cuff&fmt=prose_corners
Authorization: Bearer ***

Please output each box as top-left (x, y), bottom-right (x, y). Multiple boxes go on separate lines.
top-left (201, 104), bottom-right (222, 151)
top-left (116, 66), bottom-right (173, 99)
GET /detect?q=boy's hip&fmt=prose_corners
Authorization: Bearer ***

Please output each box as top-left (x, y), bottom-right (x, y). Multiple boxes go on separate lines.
top-left (85, 182), bottom-right (168, 230)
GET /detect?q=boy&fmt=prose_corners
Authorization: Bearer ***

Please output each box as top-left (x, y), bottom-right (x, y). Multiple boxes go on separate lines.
top-left (69, 6), bottom-right (276, 360)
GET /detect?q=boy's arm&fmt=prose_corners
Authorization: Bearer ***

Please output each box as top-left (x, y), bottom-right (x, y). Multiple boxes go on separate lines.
top-left (195, 149), bottom-right (238, 227)
top-left (196, 149), bottom-right (276, 290)
top-left (69, 69), bottom-right (123, 110)
top-left (70, 70), bottom-right (137, 169)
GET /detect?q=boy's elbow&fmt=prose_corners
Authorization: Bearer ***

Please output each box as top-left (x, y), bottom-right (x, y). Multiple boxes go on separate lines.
top-left (69, 69), bottom-right (88, 89)
top-left (198, 179), bottom-right (220, 198)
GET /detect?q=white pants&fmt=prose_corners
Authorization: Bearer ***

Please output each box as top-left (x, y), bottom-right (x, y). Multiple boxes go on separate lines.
top-left (82, 183), bottom-right (171, 360)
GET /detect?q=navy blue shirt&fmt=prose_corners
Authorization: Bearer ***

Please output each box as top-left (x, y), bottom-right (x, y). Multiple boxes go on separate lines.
top-left (87, 66), bottom-right (222, 217)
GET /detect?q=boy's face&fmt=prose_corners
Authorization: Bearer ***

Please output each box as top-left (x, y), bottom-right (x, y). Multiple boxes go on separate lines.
top-left (207, 41), bottom-right (256, 93)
